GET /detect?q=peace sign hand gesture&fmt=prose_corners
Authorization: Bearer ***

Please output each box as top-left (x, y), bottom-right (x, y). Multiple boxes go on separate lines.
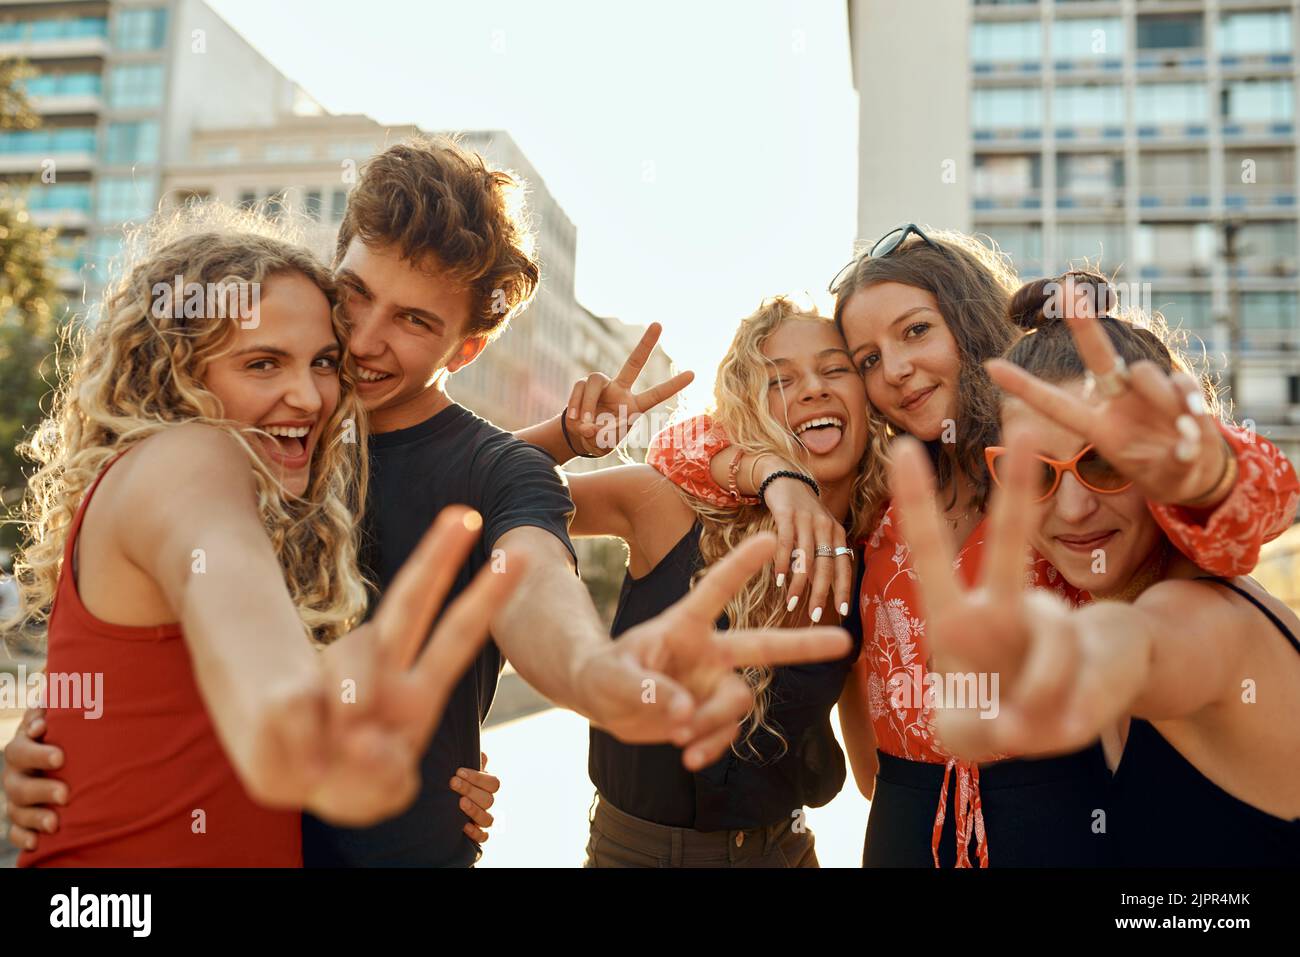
top-left (565, 322), bottom-right (695, 455)
top-left (985, 305), bottom-right (1231, 508)
top-left (311, 506), bottom-right (525, 826)
top-left (575, 531), bottom-right (852, 770)
top-left (891, 436), bottom-right (1123, 762)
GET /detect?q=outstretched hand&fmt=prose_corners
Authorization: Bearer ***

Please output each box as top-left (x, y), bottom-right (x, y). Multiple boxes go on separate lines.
top-left (311, 506), bottom-right (525, 825)
top-left (575, 531), bottom-right (852, 770)
top-left (985, 306), bottom-right (1229, 508)
top-left (891, 435), bottom-right (1107, 761)
top-left (565, 322), bottom-right (694, 455)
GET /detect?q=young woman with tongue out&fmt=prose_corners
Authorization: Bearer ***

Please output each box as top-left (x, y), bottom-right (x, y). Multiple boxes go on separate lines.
top-left (640, 229), bottom-right (1299, 866)
top-left (517, 296), bottom-right (882, 866)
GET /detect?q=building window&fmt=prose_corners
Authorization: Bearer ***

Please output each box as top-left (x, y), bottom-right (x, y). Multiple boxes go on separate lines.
top-left (238, 191), bottom-right (257, 210)
top-left (203, 144), bottom-right (241, 164)
top-left (305, 190), bottom-right (323, 221)
top-left (1056, 222), bottom-right (1127, 270)
top-left (972, 87), bottom-right (1043, 128)
top-left (331, 189), bottom-right (348, 223)
top-left (1058, 153), bottom-right (1123, 194)
top-left (974, 154), bottom-right (1041, 197)
top-left (980, 224), bottom-right (1043, 275)
top-left (96, 176), bottom-right (156, 223)
top-left (0, 16), bottom-right (107, 42)
top-left (1223, 80), bottom-right (1295, 124)
top-left (1241, 293), bottom-right (1298, 330)
top-left (1135, 82), bottom-right (1208, 124)
top-left (114, 8), bottom-right (168, 51)
top-left (22, 71), bottom-right (102, 98)
top-left (1053, 84), bottom-right (1124, 126)
top-left (108, 64), bottom-right (164, 109)
top-left (1224, 148), bottom-right (1295, 187)
top-left (1218, 12), bottom-right (1292, 56)
top-left (1151, 291), bottom-right (1213, 330)
top-left (25, 182), bottom-right (92, 212)
top-left (1236, 221), bottom-right (1298, 265)
top-left (105, 121), bottom-right (160, 164)
top-left (1052, 18), bottom-right (1123, 60)
top-left (1136, 14), bottom-right (1204, 51)
top-left (1139, 151), bottom-right (1209, 190)
top-left (971, 20), bottom-right (1041, 62)
top-left (1135, 222), bottom-right (1216, 270)
top-left (0, 127), bottom-right (96, 154)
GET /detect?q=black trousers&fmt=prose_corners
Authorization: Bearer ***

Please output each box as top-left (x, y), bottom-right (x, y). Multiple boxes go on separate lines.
top-left (863, 746), bottom-right (1111, 867)
top-left (585, 794), bottom-right (818, 868)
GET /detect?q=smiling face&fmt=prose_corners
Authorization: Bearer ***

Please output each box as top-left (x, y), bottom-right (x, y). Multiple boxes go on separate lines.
top-left (760, 318), bottom-right (869, 492)
top-left (1001, 380), bottom-right (1164, 597)
top-left (201, 270), bottom-right (341, 497)
top-left (335, 238), bottom-right (480, 433)
top-left (839, 281), bottom-right (963, 441)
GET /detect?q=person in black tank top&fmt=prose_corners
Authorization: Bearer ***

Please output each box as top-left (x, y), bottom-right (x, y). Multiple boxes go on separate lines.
top-left (524, 299), bottom-right (883, 866)
top-left (905, 302), bottom-right (1300, 868)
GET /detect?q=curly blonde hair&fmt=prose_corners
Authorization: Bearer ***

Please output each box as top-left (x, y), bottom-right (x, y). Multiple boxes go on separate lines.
top-left (5, 202), bottom-right (369, 646)
top-left (685, 296), bottom-right (890, 757)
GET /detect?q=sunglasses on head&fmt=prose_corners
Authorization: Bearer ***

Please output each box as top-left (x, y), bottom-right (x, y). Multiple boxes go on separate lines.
top-left (827, 223), bottom-right (950, 294)
top-left (985, 444), bottom-right (1134, 503)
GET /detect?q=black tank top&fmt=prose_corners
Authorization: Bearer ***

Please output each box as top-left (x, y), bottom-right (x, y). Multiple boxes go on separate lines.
top-left (588, 524), bottom-right (864, 830)
top-left (1111, 577), bottom-right (1300, 866)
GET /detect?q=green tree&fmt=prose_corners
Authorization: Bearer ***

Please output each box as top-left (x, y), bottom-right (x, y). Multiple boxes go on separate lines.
top-left (0, 59), bottom-right (63, 559)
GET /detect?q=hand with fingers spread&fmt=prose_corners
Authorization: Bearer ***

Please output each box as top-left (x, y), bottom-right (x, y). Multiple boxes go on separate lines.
top-left (986, 306), bottom-right (1232, 509)
top-left (307, 506), bottom-right (526, 826)
top-left (892, 436), bottom-right (1142, 761)
top-left (563, 322), bottom-right (695, 456)
top-left (451, 751), bottom-right (499, 844)
top-left (572, 531), bottom-right (852, 771)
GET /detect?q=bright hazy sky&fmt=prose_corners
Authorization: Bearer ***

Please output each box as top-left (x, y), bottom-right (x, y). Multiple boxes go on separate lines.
top-left (206, 0), bottom-right (860, 406)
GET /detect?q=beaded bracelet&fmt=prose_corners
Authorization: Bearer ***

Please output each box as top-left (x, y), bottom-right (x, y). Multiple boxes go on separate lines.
top-left (757, 469), bottom-right (820, 503)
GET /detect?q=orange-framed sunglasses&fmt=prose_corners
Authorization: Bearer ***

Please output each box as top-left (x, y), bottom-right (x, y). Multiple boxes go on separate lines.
top-left (985, 444), bottom-right (1134, 503)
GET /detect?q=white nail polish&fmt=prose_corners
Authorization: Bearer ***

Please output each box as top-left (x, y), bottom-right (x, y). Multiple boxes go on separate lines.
top-left (775, 573), bottom-right (785, 588)
top-left (811, 607), bottom-right (823, 623)
top-left (1186, 391), bottom-right (1205, 416)
top-left (787, 595), bottom-right (799, 612)
top-left (840, 602), bottom-right (850, 616)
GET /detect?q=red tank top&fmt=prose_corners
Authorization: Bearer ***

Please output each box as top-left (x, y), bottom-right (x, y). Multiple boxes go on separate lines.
top-left (19, 452), bottom-right (302, 867)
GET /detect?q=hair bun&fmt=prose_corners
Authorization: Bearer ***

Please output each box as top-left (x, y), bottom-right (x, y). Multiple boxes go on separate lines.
top-left (1008, 270), bottom-right (1116, 330)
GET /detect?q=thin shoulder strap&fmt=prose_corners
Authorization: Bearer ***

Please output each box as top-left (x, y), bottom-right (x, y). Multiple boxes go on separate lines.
top-left (1195, 576), bottom-right (1300, 658)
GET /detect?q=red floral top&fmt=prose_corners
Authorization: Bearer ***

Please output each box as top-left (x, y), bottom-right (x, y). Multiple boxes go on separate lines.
top-left (647, 417), bottom-right (1300, 866)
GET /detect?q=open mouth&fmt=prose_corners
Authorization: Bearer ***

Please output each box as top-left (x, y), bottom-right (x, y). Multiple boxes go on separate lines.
top-left (259, 424), bottom-right (313, 468)
top-left (793, 415), bottom-right (845, 456)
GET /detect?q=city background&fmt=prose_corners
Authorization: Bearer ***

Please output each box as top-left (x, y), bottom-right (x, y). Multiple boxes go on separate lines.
top-left (0, 0), bottom-right (1297, 867)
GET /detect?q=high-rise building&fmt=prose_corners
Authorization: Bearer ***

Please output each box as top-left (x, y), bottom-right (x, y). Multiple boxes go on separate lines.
top-left (848, 0), bottom-right (1300, 464)
top-left (0, 0), bottom-right (320, 293)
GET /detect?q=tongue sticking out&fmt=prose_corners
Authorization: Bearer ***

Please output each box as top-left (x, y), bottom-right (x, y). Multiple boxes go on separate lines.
top-left (799, 426), bottom-right (842, 456)
top-left (275, 435), bottom-right (306, 459)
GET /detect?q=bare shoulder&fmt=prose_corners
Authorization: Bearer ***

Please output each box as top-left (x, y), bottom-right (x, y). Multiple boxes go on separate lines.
top-left (1137, 575), bottom-right (1256, 657)
top-left (103, 424), bottom-right (257, 519)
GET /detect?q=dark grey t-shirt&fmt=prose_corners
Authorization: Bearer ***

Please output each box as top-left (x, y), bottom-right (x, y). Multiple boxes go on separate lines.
top-left (302, 402), bottom-right (575, 867)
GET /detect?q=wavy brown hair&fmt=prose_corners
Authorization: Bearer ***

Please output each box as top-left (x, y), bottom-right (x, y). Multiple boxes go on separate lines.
top-left (831, 227), bottom-right (1023, 512)
top-left (336, 134), bottom-right (540, 342)
top-left (5, 202), bottom-right (369, 645)
top-left (685, 296), bottom-right (890, 756)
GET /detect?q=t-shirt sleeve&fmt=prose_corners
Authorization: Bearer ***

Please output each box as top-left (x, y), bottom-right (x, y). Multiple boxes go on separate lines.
top-left (473, 435), bottom-right (579, 569)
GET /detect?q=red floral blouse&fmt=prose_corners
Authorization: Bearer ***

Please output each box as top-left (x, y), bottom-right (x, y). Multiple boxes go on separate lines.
top-left (647, 416), bottom-right (1300, 866)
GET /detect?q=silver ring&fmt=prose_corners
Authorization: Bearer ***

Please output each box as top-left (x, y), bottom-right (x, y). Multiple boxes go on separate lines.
top-left (834, 546), bottom-right (854, 558)
top-left (1088, 356), bottom-right (1131, 400)
top-left (815, 544), bottom-right (835, 558)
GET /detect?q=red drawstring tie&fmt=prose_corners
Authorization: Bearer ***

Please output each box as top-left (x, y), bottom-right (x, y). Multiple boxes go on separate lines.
top-left (932, 758), bottom-right (989, 868)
